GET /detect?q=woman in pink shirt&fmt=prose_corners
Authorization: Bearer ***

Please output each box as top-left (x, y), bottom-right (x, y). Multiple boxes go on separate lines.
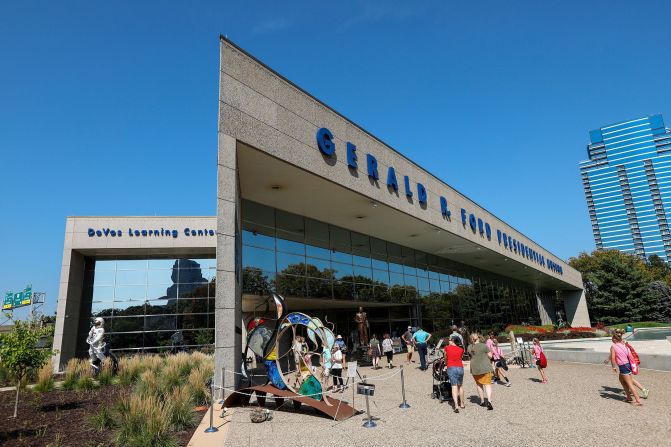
top-left (610, 332), bottom-right (642, 406)
top-left (531, 338), bottom-right (548, 384)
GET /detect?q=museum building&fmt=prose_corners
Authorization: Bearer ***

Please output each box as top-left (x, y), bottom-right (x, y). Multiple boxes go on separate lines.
top-left (52, 37), bottom-right (590, 373)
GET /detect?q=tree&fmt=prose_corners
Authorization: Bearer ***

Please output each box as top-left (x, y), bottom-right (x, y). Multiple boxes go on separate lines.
top-left (0, 318), bottom-right (55, 418)
top-left (646, 255), bottom-right (671, 284)
top-left (569, 250), bottom-right (656, 324)
top-left (648, 280), bottom-right (671, 322)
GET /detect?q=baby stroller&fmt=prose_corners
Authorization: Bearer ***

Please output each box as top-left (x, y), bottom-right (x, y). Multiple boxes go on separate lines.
top-left (431, 358), bottom-right (452, 403)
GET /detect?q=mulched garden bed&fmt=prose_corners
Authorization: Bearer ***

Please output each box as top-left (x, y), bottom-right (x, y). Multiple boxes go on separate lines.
top-left (0, 386), bottom-right (206, 447)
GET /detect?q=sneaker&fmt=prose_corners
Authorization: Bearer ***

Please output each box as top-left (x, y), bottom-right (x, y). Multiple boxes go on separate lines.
top-left (505, 382), bottom-right (511, 387)
top-left (641, 388), bottom-right (649, 399)
top-left (486, 402), bottom-right (493, 410)
top-left (480, 402), bottom-right (487, 407)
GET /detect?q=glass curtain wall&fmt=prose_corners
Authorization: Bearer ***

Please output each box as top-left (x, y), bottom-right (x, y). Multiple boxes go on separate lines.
top-left (242, 200), bottom-right (544, 335)
top-left (79, 258), bottom-right (216, 354)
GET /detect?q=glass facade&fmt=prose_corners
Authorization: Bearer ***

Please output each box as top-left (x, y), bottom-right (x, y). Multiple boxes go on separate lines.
top-left (242, 200), bottom-right (548, 334)
top-left (78, 258), bottom-right (216, 354)
top-left (580, 114), bottom-right (671, 261)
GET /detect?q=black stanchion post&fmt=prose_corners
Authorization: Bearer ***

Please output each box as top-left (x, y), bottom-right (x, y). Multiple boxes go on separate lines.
top-left (361, 376), bottom-right (376, 428)
top-left (205, 379), bottom-right (219, 433)
top-left (399, 364), bottom-right (410, 409)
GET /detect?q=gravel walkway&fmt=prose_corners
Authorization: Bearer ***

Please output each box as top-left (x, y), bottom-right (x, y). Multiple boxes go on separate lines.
top-left (220, 358), bottom-right (671, 447)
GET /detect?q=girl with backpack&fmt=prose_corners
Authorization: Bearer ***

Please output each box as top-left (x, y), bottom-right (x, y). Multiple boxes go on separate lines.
top-left (610, 332), bottom-right (642, 406)
top-left (382, 333), bottom-right (394, 369)
top-left (531, 338), bottom-right (548, 384)
top-left (617, 329), bottom-right (649, 399)
top-left (491, 339), bottom-right (510, 387)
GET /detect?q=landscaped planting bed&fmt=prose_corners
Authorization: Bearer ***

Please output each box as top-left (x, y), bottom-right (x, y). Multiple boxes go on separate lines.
top-left (0, 352), bottom-right (213, 447)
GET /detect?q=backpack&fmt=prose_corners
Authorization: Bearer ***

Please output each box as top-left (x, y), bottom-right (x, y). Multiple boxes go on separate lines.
top-left (539, 351), bottom-right (548, 368)
top-left (626, 342), bottom-right (641, 366)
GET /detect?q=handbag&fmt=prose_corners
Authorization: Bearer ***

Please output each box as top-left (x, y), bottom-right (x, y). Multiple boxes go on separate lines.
top-left (539, 351), bottom-right (548, 368)
top-left (499, 358), bottom-right (508, 371)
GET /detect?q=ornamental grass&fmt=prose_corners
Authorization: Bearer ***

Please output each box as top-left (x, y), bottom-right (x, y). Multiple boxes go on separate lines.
top-left (61, 358), bottom-right (80, 390)
top-left (185, 362), bottom-right (211, 406)
top-left (97, 357), bottom-right (115, 386)
top-left (33, 361), bottom-right (55, 392)
top-left (168, 386), bottom-right (197, 430)
top-left (117, 355), bottom-right (143, 385)
top-left (114, 393), bottom-right (178, 447)
top-left (165, 351), bottom-right (193, 376)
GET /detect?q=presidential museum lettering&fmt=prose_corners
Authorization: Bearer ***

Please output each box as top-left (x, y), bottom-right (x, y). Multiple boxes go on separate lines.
top-left (316, 127), bottom-right (563, 276)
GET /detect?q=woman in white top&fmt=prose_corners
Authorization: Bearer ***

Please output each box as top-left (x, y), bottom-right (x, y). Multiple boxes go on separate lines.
top-left (382, 333), bottom-right (394, 369)
top-left (331, 345), bottom-right (344, 392)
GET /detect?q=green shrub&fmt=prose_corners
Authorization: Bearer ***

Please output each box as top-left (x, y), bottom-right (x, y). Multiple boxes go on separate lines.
top-left (607, 321), bottom-right (668, 330)
top-left (76, 376), bottom-right (97, 390)
top-left (88, 406), bottom-right (116, 432)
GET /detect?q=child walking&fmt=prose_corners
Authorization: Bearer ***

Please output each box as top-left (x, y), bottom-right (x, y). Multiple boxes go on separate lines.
top-left (531, 338), bottom-right (548, 383)
top-left (382, 333), bottom-right (394, 368)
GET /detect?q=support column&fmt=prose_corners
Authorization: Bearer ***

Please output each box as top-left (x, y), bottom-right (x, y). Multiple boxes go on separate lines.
top-left (215, 132), bottom-right (242, 389)
top-left (535, 292), bottom-right (556, 325)
top-left (563, 289), bottom-right (590, 327)
top-left (52, 248), bottom-right (85, 372)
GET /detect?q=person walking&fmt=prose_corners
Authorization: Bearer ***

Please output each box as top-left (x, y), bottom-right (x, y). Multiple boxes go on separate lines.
top-left (402, 326), bottom-right (415, 364)
top-left (485, 331), bottom-right (498, 383)
top-left (468, 333), bottom-right (494, 410)
top-left (331, 345), bottom-right (344, 392)
top-left (617, 329), bottom-right (649, 398)
top-left (610, 332), bottom-right (642, 406)
top-left (382, 333), bottom-right (394, 368)
top-left (531, 338), bottom-right (548, 383)
top-left (444, 336), bottom-right (465, 413)
top-left (369, 334), bottom-right (382, 369)
top-left (335, 334), bottom-right (347, 364)
top-left (491, 339), bottom-right (510, 386)
top-left (412, 327), bottom-right (432, 371)
top-left (450, 325), bottom-right (463, 346)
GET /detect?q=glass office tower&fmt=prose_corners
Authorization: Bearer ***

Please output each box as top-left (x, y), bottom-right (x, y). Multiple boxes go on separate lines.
top-left (580, 115), bottom-right (671, 260)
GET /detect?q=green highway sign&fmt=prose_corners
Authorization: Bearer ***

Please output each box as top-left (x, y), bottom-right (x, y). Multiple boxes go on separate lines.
top-left (2, 284), bottom-right (32, 310)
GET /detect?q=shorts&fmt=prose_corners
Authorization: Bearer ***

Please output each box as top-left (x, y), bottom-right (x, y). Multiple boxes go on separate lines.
top-left (618, 363), bottom-right (632, 375)
top-left (385, 351), bottom-right (393, 361)
top-left (406, 345), bottom-right (415, 353)
top-left (472, 372), bottom-right (493, 385)
top-left (447, 366), bottom-right (464, 386)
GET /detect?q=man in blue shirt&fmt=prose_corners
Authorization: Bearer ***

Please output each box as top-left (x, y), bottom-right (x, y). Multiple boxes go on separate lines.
top-left (412, 327), bottom-right (432, 370)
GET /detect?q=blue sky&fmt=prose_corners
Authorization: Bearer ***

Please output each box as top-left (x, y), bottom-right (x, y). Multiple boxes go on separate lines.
top-left (2, 1), bottom-right (671, 317)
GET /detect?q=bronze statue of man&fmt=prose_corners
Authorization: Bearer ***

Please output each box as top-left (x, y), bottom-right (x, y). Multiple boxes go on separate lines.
top-left (354, 306), bottom-right (369, 346)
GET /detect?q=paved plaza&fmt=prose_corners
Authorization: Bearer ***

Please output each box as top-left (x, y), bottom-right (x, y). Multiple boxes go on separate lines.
top-left (205, 357), bottom-right (671, 447)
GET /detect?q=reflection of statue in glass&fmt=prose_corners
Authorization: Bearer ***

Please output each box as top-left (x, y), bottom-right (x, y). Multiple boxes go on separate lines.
top-left (354, 306), bottom-right (369, 346)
